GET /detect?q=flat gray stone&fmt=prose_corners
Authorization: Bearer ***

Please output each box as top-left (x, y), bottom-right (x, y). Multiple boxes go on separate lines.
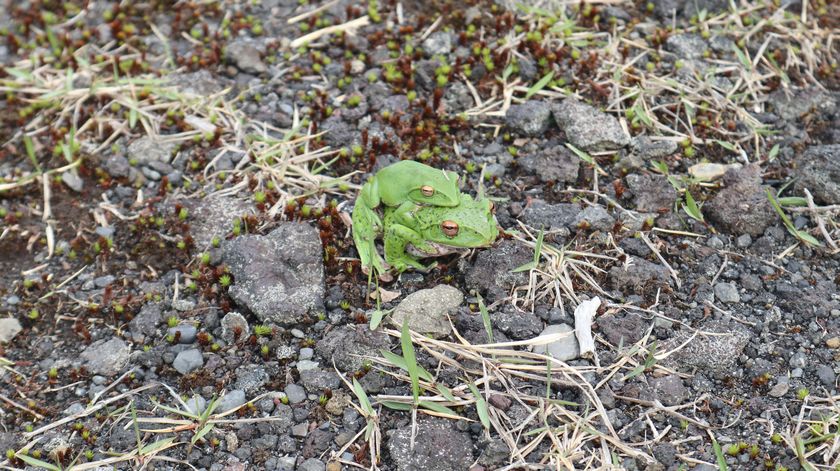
top-left (552, 99), bottom-right (629, 151)
top-left (216, 389), bottom-right (247, 413)
top-left (391, 285), bottom-right (464, 338)
top-left (0, 318), bottom-right (22, 343)
top-left (80, 338), bottom-right (131, 376)
top-left (285, 384), bottom-right (307, 404)
top-left (222, 223), bottom-right (325, 326)
top-left (127, 136), bottom-right (177, 166)
top-left (714, 282), bottom-right (740, 304)
top-left (172, 348), bottom-right (204, 375)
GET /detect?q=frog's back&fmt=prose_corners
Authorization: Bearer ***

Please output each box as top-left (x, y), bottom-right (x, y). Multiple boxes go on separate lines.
top-left (376, 160), bottom-right (458, 207)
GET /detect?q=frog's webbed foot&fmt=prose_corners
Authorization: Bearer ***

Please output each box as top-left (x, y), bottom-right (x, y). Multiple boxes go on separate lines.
top-left (390, 256), bottom-right (433, 273)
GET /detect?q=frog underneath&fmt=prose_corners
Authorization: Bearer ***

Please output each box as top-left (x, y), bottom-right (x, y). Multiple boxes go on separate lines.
top-left (352, 160), bottom-right (462, 274)
top-left (381, 193), bottom-right (499, 272)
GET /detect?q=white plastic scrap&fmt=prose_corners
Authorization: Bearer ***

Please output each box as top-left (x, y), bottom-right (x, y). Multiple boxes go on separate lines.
top-left (574, 297), bottom-right (601, 359)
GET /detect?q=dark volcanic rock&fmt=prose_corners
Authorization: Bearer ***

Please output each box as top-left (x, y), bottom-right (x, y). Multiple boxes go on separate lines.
top-left (519, 145), bottom-right (580, 184)
top-left (704, 164), bottom-right (775, 237)
top-left (552, 98), bottom-right (629, 151)
top-left (505, 101), bottom-right (552, 137)
top-left (464, 240), bottom-right (532, 303)
top-left (315, 324), bottom-right (390, 371)
top-left (222, 223), bottom-right (325, 326)
top-left (387, 418), bottom-right (475, 471)
top-left (793, 145), bottom-right (840, 204)
top-left (609, 258), bottom-right (671, 295)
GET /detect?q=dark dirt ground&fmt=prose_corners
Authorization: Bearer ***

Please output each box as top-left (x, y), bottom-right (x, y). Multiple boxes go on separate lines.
top-left (0, 0), bottom-right (839, 470)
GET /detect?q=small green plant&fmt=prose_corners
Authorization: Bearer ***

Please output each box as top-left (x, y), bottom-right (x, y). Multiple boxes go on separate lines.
top-left (200, 252), bottom-right (210, 264)
top-left (28, 309), bottom-right (39, 320)
top-left (318, 394), bottom-right (328, 405)
top-left (254, 325), bottom-right (272, 337)
top-left (339, 300), bottom-right (351, 310)
top-left (796, 387), bottom-right (809, 400)
top-left (260, 344), bottom-right (270, 356)
top-left (212, 236), bottom-right (221, 248)
top-left (771, 433), bottom-right (782, 444)
top-left (179, 207), bottom-right (189, 220)
top-left (167, 316), bottom-right (179, 328)
top-left (48, 367), bottom-right (57, 379)
top-left (254, 191), bottom-right (266, 203)
top-left (219, 275), bottom-right (231, 287)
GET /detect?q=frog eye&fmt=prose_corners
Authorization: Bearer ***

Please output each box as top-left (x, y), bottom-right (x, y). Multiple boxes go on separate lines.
top-left (420, 185), bottom-right (435, 197)
top-left (441, 220), bottom-right (459, 237)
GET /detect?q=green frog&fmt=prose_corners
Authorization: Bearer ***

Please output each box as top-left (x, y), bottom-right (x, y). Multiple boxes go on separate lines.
top-left (352, 160), bottom-right (462, 275)
top-left (380, 192), bottom-right (499, 273)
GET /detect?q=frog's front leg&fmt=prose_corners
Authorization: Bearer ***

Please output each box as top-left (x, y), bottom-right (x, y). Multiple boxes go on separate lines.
top-left (352, 178), bottom-right (387, 275)
top-left (384, 222), bottom-right (437, 272)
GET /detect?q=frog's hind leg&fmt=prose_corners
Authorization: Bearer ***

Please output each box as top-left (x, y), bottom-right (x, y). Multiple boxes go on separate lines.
top-left (351, 199), bottom-right (387, 276)
top-left (383, 223), bottom-right (434, 272)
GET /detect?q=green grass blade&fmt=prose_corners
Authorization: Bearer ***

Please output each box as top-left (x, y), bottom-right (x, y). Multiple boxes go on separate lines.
top-left (379, 350), bottom-right (433, 382)
top-left (681, 190), bottom-right (704, 222)
top-left (437, 384), bottom-right (457, 402)
top-left (191, 423), bottom-right (214, 444)
top-left (525, 71), bottom-right (554, 99)
top-left (468, 382), bottom-right (491, 429)
top-left (16, 453), bottom-right (61, 471)
top-left (711, 436), bottom-right (728, 471)
top-left (419, 400), bottom-right (461, 417)
top-left (352, 378), bottom-right (374, 416)
top-left (139, 437), bottom-right (176, 455)
top-left (400, 319), bottom-right (420, 404)
top-left (477, 296), bottom-right (494, 343)
top-left (380, 400), bottom-right (412, 411)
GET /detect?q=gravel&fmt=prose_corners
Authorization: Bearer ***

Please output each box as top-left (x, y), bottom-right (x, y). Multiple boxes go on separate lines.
top-left (552, 98), bottom-right (630, 151)
top-left (391, 284), bottom-right (464, 338)
top-left (172, 348), bottom-right (204, 374)
top-left (80, 338), bottom-right (131, 376)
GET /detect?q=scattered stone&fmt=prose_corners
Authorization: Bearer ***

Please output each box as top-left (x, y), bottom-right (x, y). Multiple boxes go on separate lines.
top-left (316, 325), bottom-right (389, 371)
top-left (298, 458), bottom-right (326, 471)
top-left (552, 99), bottom-right (629, 151)
top-left (387, 418), bottom-right (475, 471)
top-left (172, 349), bottom-right (203, 375)
top-left (391, 285), bottom-right (463, 338)
top-left (650, 375), bottom-right (690, 406)
top-left (217, 390), bottom-right (247, 413)
top-left (663, 320), bottom-right (749, 374)
top-left (225, 40), bottom-right (267, 74)
top-left (664, 34), bottom-right (708, 60)
top-left (815, 365), bottom-right (836, 387)
top-left (793, 145), bottom-right (840, 204)
top-left (464, 240), bottom-right (534, 303)
top-left (573, 205), bottom-right (615, 232)
top-left (688, 162), bottom-right (741, 181)
top-left (300, 369), bottom-right (341, 392)
top-left (234, 364), bottom-right (269, 393)
top-left (827, 337), bottom-right (840, 349)
top-left (714, 282), bottom-right (740, 304)
top-left (609, 258), bottom-right (671, 295)
top-left (626, 174), bottom-right (678, 213)
top-left (80, 338), bottom-right (131, 376)
top-left (597, 312), bottom-right (647, 346)
top-left (422, 32), bottom-right (452, 56)
top-left (505, 101), bottom-right (552, 137)
top-left (168, 324), bottom-right (197, 344)
top-left (0, 318), bottom-right (22, 343)
top-left (291, 422), bottom-right (309, 438)
top-left (186, 196), bottom-right (252, 250)
top-left (490, 305), bottom-right (543, 340)
top-left (324, 391), bottom-right (350, 416)
top-left (767, 88), bottom-right (837, 122)
top-left (630, 136), bottom-right (678, 159)
top-left (704, 164), bottom-right (775, 237)
top-left (127, 136), bottom-right (177, 166)
top-left (518, 200), bottom-right (579, 231)
top-left (185, 395), bottom-right (207, 415)
top-left (61, 170), bottom-right (84, 192)
top-left (531, 324), bottom-right (579, 361)
top-left (285, 384), bottom-right (307, 404)
top-left (222, 223), bottom-right (325, 326)
top-left (519, 145), bottom-right (580, 184)
top-left (220, 312), bottom-right (249, 344)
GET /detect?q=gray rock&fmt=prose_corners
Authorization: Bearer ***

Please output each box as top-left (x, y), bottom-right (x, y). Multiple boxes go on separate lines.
top-left (653, 443), bottom-right (677, 466)
top-left (127, 137), bottom-right (177, 166)
top-left (519, 200), bottom-right (579, 231)
top-left (465, 240), bottom-right (532, 303)
top-left (519, 146), bottom-right (580, 184)
top-left (767, 88), bottom-right (837, 122)
top-left (167, 69), bottom-right (226, 96)
top-left (736, 234), bottom-right (752, 248)
top-left (299, 369), bottom-right (341, 392)
top-left (63, 402), bottom-right (85, 416)
top-left (172, 349), bottom-right (203, 374)
top-left (663, 320), bottom-right (749, 374)
top-left (597, 312), bottom-right (647, 346)
top-left (490, 305), bottom-right (543, 340)
top-left (793, 145), bottom-right (840, 205)
top-left (222, 223), bottom-right (325, 326)
top-left (391, 285), bottom-right (463, 338)
top-left (225, 40), bottom-right (267, 74)
top-left (626, 174), bottom-right (677, 213)
top-left (234, 364), bottom-right (269, 393)
top-left (532, 324), bottom-right (579, 361)
top-left (505, 101), bottom-right (552, 137)
top-left (552, 99), bottom-right (629, 151)
top-left (630, 136), bottom-right (678, 159)
top-left (815, 365), bottom-right (836, 387)
top-left (80, 338), bottom-right (131, 376)
top-left (297, 359), bottom-right (318, 371)
top-left (298, 458), bottom-right (325, 471)
top-left (104, 155), bottom-right (130, 178)
top-left (185, 395), bottom-right (207, 415)
top-left (609, 258), bottom-right (671, 295)
top-left (714, 282), bottom-right (740, 304)
top-left (284, 384), bottom-right (307, 404)
top-left (186, 195), bottom-right (252, 249)
top-left (221, 311), bottom-right (249, 344)
top-left (574, 205), bottom-right (615, 232)
top-left (291, 422), bottom-right (309, 438)
top-left (321, 116), bottom-right (357, 148)
top-left (422, 32), bottom-right (452, 56)
top-left (664, 34), bottom-right (708, 60)
top-left (217, 390), bottom-right (247, 413)
top-left (442, 82), bottom-right (473, 114)
top-left (387, 418), bottom-right (475, 471)
top-left (299, 347), bottom-right (314, 360)
top-left (168, 324), bottom-right (197, 344)
top-left (315, 324), bottom-right (390, 371)
top-left (704, 164), bottom-right (775, 237)
top-left (0, 318), bottom-right (22, 343)
top-left (61, 170), bottom-right (84, 192)
top-left (650, 375), bottom-right (690, 406)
